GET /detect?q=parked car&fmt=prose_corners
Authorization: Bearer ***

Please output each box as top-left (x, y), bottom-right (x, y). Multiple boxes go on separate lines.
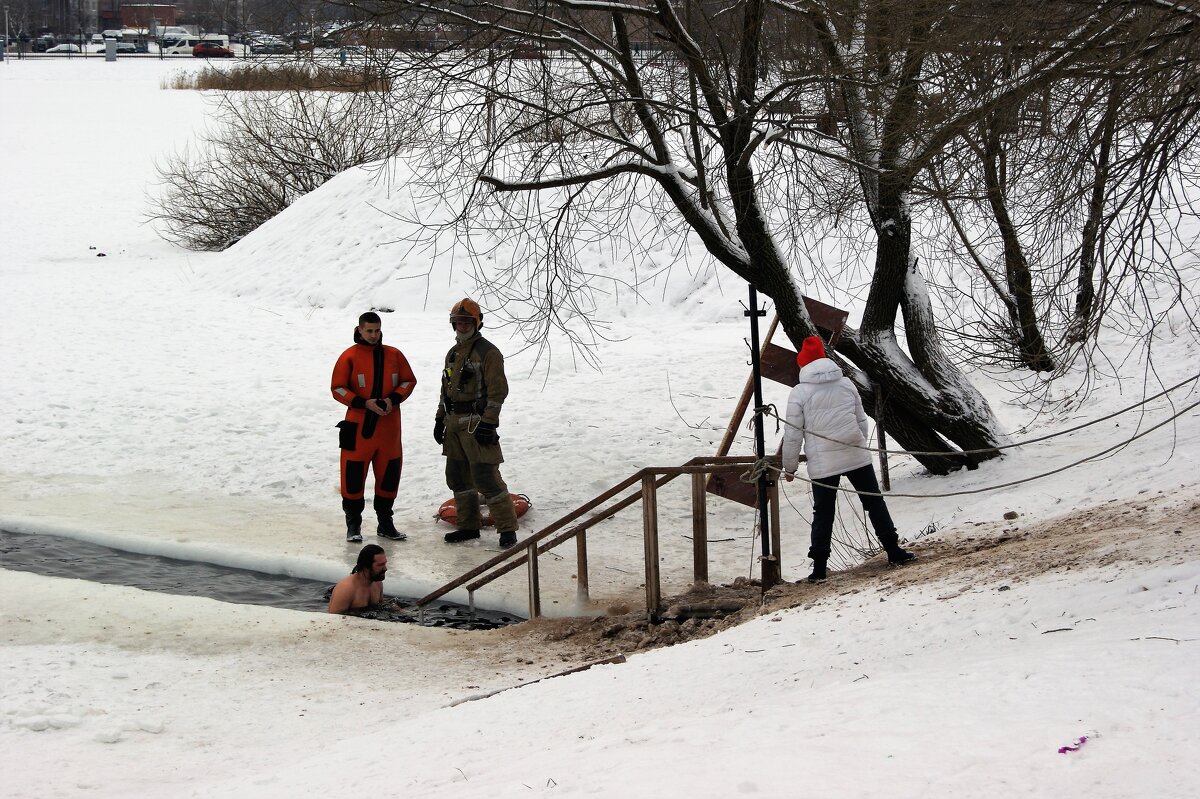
top-left (45, 43), bottom-right (81, 53)
top-left (160, 36), bottom-right (198, 55)
top-left (249, 40), bottom-right (291, 55)
top-left (31, 36), bottom-right (56, 52)
top-left (193, 41), bottom-right (234, 58)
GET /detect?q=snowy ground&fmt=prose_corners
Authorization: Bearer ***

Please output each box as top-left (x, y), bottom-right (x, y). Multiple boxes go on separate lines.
top-left (1, 59), bottom-right (1199, 798)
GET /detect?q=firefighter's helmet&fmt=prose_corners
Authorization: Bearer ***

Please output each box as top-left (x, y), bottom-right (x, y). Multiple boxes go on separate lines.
top-left (449, 298), bottom-right (483, 329)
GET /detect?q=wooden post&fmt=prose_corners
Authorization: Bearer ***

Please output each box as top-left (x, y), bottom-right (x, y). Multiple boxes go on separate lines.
top-left (691, 472), bottom-right (709, 584)
top-left (875, 381), bottom-right (890, 492)
top-left (769, 478), bottom-right (782, 581)
top-left (642, 475), bottom-right (661, 619)
top-left (575, 530), bottom-right (590, 605)
top-left (527, 543), bottom-right (541, 619)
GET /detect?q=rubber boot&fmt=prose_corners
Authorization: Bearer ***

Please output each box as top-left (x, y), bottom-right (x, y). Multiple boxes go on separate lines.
top-left (445, 489), bottom-right (482, 543)
top-left (484, 489), bottom-right (519, 549)
top-left (343, 497), bottom-right (364, 543)
top-left (444, 528), bottom-right (481, 543)
top-left (374, 496), bottom-right (406, 541)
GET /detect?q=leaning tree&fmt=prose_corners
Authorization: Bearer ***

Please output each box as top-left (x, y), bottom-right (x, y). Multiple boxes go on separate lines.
top-left (339, 0), bottom-right (1196, 473)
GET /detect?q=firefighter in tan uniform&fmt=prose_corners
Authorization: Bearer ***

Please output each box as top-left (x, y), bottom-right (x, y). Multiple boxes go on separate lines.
top-left (331, 312), bottom-right (417, 542)
top-left (434, 298), bottom-right (520, 548)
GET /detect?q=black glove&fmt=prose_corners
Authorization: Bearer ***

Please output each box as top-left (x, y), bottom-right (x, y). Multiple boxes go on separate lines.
top-left (473, 421), bottom-right (499, 446)
top-left (433, 417), bottom-right (446, 445)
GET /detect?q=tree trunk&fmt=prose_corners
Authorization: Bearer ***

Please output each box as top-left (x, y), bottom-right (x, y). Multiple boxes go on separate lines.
top-left (982, 125), bottom-right (1056, 371)
top-left (1070, 79), bottom-right (1121, 343)
top-left (847, 180), bottom-right (1005, 473)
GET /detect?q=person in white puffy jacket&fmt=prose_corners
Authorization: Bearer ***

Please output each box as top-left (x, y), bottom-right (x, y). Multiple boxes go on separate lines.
top-left (781, 336), bottom-right (915, 582)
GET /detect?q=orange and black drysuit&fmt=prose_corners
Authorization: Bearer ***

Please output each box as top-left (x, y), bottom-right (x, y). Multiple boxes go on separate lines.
top-left (331, 328), bottom-right (417, 526)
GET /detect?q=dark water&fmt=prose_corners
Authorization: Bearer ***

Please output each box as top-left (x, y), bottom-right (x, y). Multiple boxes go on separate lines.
top-left (0, 529), bottom-right (519, 630)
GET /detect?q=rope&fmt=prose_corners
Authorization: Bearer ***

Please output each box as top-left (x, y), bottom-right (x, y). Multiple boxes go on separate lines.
top-left (739, 458), bottom-right (776, 485)
top-left (766, 396), bottom-right (1200, 499)
top-left (759, 372), bottom-right (1199, 458)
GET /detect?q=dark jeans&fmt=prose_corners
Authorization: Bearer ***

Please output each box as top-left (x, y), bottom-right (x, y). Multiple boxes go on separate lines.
top-left (809, 464), bottom-right (899, 561)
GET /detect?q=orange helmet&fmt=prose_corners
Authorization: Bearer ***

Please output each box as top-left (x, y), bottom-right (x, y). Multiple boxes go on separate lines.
top-left (449, 297), bottom-right (483, 329)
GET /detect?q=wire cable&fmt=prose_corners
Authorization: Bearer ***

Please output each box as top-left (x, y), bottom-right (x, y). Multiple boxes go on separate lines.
top-left (760, 397), bottom-right (1200, 499)
top-left (760, 371), bottom-right (1199, 458)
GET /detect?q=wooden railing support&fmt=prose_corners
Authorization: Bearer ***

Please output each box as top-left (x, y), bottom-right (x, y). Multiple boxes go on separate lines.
top-left (575, 531), bottom-right (589, 605)
top-left (642, 475), bottom-right (661, 619)
top-left (527, 543), bottom-right (542, 619)
top-left (768, 479), bottom-right (782, 586)
top-left (691, 472), bottom-right (709, 584)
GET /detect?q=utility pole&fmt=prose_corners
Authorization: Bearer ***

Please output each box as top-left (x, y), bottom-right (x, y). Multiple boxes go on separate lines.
top-left (746, 283), bottom-right (779, 591)
top-left (3, 7), bottom-right (9, 64)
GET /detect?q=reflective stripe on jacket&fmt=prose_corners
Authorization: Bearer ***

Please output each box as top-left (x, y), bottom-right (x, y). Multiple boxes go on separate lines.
top-left (331, 343), bottom-right (417, 416)
top-left (437, 333), bottom-right (508, 425)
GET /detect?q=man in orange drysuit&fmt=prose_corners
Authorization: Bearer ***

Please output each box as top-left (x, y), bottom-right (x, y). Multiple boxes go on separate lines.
top-left (331, 312), bottom-right (417, 543)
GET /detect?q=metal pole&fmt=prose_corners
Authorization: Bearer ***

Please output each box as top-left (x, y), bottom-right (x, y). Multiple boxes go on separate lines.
top-left (746, 284), bottom-right (779, 591)
top-left (3, 8), bottom-right (9, 64)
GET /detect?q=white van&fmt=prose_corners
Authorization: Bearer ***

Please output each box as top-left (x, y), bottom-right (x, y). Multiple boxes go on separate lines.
top-left (160, 36), bottom-right (201, 54)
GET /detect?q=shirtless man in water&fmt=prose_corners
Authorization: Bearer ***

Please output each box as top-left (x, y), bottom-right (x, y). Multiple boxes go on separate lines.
top-left (328, 544), bottom-right (388, 614)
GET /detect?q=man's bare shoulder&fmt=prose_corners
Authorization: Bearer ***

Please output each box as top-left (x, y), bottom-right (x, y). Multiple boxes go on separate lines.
top-left (328, 575), bottom-right (364, 614)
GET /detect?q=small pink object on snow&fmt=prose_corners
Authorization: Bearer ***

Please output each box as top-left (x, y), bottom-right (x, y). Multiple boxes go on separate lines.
top-left (1058, 736), bottom-right (1088, 753)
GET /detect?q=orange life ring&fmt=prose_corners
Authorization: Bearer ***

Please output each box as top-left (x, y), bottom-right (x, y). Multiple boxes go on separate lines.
top-left (436, 493), bottom-right (532, 527)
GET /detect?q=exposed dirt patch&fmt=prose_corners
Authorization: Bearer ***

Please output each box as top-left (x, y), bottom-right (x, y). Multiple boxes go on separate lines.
top-left (489, 493), bottom-right (1199, 669)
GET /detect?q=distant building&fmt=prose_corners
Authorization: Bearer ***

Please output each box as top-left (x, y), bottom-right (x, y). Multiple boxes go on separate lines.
top-left (38, 0), bottom-right (95, 34)
top-left (119, 4), bottom-right (177, 28)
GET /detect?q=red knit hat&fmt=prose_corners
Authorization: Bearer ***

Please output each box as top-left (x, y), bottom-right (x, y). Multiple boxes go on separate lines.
top-left (796, 336), bottom-right (826, 369)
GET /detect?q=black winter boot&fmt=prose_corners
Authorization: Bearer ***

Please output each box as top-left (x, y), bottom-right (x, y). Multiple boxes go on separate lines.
top-left (377, 519), bottom-right (406, 541)
top-left (444, 529), bottom-right (481, 543)
top-left (343, 497), bottom-right (365, 543)
top-left (374, 496), bottom-right (406, 541)
top-left (807, 560), bottom-right (828, 583)
top-left (887, 547), bottom-right (916, 566)
top-left (498, 530), bottom-right (518, 548)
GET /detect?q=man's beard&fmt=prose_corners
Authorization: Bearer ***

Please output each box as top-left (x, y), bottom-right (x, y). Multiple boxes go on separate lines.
top-left (370, 570), bottom-right (386, 582)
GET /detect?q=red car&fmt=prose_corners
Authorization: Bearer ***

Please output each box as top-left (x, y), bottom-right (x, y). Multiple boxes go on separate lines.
top-left (193, 41), bottom-right (234, 58)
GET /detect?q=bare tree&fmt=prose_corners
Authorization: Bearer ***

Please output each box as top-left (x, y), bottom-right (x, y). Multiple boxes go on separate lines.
top-left (339, 0), bottom-right (1199, 472)
top-left (151, 85), bottom-right (411, 250)
top-left (919, 7), bottom-right (1200, 379)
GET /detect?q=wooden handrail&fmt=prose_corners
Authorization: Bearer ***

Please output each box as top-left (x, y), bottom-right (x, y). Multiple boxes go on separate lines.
top-left (465, 471), bottom-right (678, 591)
top-left (414, 456), bottom-right (762, 610)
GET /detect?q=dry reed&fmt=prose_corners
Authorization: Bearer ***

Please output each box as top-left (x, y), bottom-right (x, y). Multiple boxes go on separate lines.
top-left (163, 62), bottom-right (391, 92)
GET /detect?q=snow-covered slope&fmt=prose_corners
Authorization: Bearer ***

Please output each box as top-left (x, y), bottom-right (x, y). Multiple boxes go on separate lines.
top-left (1, 59), bottom-right (1198, 799)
